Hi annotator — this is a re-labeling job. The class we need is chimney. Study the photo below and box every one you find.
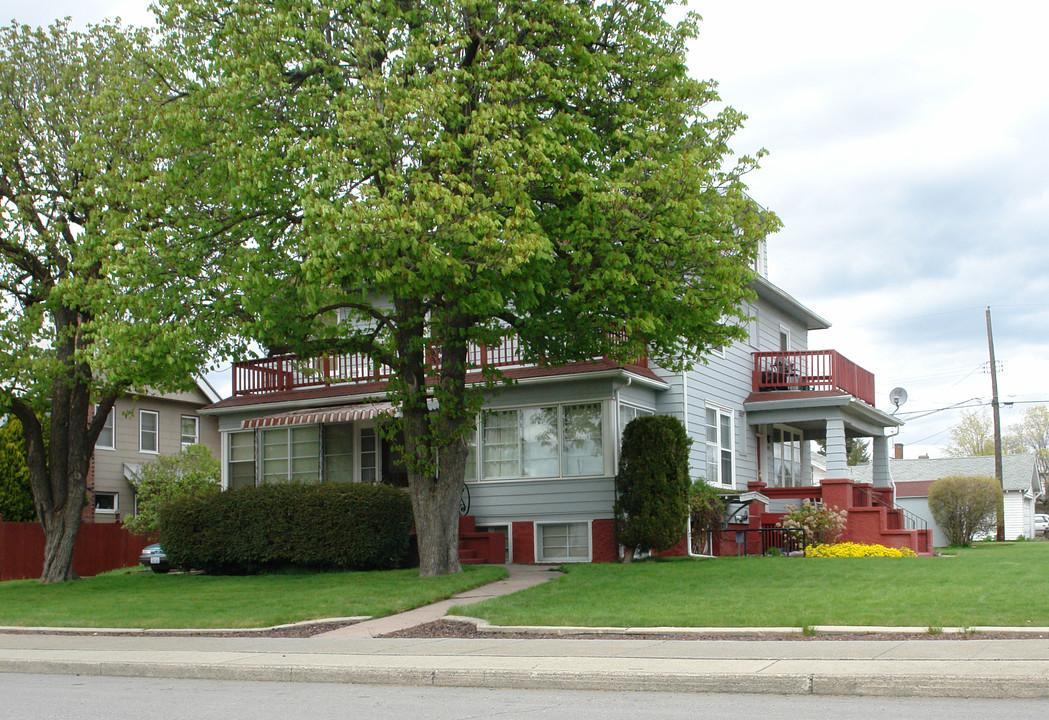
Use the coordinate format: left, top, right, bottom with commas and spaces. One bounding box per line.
918, 453, 929, 460
894, 443, 904, 460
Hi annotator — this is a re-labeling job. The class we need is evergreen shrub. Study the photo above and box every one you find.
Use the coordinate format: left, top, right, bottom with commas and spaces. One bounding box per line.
159, 482, 414, 574
614, 414, 691, 560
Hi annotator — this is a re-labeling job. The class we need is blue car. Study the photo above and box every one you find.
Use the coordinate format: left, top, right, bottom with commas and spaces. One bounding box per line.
139, 543, 170, 574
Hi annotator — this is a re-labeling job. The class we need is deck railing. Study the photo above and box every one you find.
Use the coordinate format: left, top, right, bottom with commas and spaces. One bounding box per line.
752, 350, 875, 406
232, 336, 647, 397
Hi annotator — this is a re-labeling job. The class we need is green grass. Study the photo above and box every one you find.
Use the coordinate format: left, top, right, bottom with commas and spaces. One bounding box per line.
0, 565, 507, 629
452, 542, 1049, 628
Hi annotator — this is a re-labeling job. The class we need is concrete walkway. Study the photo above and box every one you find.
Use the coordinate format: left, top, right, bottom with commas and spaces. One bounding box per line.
2, 632, 1049, 698
317, 564, 562, 638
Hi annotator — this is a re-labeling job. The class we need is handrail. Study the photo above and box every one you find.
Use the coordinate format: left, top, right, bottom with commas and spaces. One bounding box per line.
855, 485, 928, 532
232, 335, 647, 396
752, 350, 875, 406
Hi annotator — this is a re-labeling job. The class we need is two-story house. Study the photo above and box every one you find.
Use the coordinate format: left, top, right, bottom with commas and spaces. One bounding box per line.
86, 379, 222, 524
199, 243, 930, 561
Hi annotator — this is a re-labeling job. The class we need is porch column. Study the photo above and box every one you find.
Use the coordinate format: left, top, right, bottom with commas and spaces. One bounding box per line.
871, 435, 893, 488
824, 418, 847, 479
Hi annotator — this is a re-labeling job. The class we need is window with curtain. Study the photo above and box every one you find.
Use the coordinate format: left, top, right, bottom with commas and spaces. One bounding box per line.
228, 431, 256, 489
261, 426, 319, 483
478, 404, 603, 481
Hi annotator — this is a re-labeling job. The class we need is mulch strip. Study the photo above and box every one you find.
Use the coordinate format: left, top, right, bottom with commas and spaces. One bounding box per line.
381, 619, 1049, 642
4, 618, 1049, 641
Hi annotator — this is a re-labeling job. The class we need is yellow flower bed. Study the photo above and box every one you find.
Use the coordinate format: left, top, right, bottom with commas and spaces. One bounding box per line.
805, 542, 917, 558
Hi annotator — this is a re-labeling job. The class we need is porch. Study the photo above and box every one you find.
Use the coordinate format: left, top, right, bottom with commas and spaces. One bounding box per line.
752, 350, 875, 406
707, 479, 933, 556
231, 336, 648, 397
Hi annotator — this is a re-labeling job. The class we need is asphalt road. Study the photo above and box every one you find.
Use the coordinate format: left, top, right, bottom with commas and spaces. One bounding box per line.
1, 673, 1042, 719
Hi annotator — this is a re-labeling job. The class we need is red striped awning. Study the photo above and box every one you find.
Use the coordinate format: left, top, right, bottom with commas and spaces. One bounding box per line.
241, 401, 395, 429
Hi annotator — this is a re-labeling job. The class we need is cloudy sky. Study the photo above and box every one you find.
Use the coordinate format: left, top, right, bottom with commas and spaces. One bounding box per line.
6, 0, 1048, 458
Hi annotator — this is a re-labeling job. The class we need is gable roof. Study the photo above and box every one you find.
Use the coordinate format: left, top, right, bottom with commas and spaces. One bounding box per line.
850, 454, 1042, 494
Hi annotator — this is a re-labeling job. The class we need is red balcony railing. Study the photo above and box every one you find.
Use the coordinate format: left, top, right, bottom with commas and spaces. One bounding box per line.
752, 350, 875, 406
232, 336, 647, 397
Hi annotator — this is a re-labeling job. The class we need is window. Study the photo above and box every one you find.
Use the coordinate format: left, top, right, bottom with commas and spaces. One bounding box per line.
359, 427, 378, 483
228, 432, 256, 489
779, 325, 791, 353
139, 410, 159, 454
180, 416, 199, 449
772, 426, 803, 487
480, 403, 603, 481
705, 406, 734, 487
94, 492, 117, 514
95, 406, 115, 450
323, 424, 354, 482
618, 404, 654, 440
537, 522, 590, 562
261, 426, 320, 484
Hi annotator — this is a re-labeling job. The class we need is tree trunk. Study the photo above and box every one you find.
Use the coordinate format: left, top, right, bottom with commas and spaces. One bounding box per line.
395, 302, 475, 577
38, 488, 86, 583
11, 309, 116, 584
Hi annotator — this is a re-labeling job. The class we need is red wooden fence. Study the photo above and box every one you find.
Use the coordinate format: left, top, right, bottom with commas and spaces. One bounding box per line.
0, 522, 150, 581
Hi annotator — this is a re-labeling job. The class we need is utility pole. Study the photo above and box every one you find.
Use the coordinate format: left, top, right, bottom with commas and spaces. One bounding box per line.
986, 307, 1005, 541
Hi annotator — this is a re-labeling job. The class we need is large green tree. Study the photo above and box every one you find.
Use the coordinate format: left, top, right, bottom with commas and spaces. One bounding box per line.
0, 21, 214, 582
150, 0, 777, 575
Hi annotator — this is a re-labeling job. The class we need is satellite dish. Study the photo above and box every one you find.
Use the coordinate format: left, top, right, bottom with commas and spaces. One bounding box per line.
889, 387, 908, 413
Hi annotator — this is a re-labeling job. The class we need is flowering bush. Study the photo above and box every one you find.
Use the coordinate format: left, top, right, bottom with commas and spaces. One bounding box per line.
776, 499, 847, 545
805, 542, 917, 558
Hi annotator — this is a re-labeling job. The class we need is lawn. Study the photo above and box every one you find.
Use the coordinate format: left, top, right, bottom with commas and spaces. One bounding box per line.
452, 542, 1049, 628
0, 565, 506, 629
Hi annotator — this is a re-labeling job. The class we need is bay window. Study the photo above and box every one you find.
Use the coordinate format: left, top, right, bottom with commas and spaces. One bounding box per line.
478, 403, 604, 481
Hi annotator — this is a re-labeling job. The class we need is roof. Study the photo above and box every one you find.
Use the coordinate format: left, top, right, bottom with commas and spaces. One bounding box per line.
751, 276, 831, 331
850, 454, 1043, 494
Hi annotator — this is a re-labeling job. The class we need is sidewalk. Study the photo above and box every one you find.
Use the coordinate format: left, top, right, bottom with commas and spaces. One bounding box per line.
317, 564, 561, 638
2, 632, 1049, 698
1, 564, 1048, 698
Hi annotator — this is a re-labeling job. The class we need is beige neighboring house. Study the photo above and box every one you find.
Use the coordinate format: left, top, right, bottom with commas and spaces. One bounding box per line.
85, 379, 222, 524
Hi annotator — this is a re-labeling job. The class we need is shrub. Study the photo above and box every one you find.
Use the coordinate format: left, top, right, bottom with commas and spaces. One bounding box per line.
777, 499, 847, 545
159, 482, 414, 574
614, 414, 692, 560
805, 542, 917, 558
688, 479, 727, 532
927, 475, 1001, 547
122, 444, 220, 536
688, 478, 727, 555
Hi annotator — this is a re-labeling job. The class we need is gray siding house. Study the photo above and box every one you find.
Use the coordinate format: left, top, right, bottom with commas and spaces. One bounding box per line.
200, 244, 906, 562
86, 380, 222, 524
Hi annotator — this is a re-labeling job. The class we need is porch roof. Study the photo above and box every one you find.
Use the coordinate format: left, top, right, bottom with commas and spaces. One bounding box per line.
242, 401, 395, 429
743, 390, 902, 438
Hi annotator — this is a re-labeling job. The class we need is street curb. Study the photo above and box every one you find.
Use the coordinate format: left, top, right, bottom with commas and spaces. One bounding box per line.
442, 615, 1049, 637
2, 656, 1046, 698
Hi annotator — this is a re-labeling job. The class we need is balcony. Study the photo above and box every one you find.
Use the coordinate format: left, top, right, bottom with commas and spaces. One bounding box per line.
232, 336, 647, 397
752, 350, 875, 406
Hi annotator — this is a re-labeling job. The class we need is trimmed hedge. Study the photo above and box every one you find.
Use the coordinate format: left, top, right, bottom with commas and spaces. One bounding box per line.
614, 414, 692, 558
159, 482, 414, 574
